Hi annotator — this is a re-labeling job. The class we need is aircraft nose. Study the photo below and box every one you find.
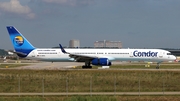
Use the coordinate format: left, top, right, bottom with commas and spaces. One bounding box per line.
173, 56, 177, 62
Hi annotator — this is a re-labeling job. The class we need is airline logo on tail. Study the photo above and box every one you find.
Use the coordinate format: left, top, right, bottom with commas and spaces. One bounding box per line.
14, 36, 24, 46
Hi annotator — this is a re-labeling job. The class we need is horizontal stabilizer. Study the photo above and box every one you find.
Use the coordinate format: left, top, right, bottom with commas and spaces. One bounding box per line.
8, 50, 27, 57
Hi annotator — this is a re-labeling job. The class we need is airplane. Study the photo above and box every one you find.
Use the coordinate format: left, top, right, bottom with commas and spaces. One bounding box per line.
6, 26, 177, 69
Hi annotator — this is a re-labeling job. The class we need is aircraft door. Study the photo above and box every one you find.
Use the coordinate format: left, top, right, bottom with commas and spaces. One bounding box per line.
31, 51, 36, 57
158, 51, 163, 58
58, 51, 61, 56
130, 51, 134, 57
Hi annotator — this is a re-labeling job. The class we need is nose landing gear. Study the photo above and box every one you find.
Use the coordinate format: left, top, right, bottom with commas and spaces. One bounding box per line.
156, 62, 161, 69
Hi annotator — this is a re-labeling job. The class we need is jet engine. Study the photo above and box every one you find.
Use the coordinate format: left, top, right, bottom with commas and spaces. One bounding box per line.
91, 58, 111, 66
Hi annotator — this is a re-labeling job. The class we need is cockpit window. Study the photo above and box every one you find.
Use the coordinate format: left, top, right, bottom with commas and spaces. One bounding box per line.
167, 53, 171, 55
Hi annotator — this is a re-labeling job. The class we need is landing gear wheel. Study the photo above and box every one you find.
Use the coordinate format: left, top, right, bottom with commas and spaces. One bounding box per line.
82, 61, 92, 69
82, 65, 92, 69
156, 63, 160, 69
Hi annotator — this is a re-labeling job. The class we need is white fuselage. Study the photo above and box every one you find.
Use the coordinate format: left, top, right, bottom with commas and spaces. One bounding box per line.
26, 48, 176, 63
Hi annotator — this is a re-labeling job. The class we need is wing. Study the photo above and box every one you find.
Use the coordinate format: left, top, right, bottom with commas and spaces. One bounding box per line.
69, 54, 98, 62
59, 44, 98, 62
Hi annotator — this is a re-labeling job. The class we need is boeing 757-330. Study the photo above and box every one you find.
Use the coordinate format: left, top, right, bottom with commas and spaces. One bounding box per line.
6, 26, 176, 69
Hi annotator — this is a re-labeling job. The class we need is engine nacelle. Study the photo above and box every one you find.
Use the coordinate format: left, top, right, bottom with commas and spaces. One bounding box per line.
92, 58, 112, 66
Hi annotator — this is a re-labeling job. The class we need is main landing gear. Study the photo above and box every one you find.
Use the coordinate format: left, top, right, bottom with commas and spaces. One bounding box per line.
82, 61, 92, 69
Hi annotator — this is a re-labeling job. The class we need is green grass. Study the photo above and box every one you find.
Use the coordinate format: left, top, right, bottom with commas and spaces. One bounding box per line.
0, 63, 179, 100
0, 96, 180, 101
74, 62, 180, 69
0, 69, 180, 92
112, 63, 180, 69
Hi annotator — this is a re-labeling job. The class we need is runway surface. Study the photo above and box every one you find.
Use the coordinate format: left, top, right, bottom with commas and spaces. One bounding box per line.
2, 61, 125, 70
0, 92, 180, 96
17, 62, 180, 71
1, 61, 180, 71
15, 62, 84, 70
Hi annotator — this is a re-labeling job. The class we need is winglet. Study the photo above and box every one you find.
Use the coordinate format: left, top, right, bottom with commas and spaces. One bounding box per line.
59, 44, 67, 53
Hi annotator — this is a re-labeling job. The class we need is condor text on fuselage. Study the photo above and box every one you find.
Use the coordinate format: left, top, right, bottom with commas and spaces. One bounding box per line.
133, 50, 158, 57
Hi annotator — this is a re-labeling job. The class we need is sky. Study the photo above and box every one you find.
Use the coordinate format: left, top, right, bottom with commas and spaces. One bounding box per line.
0, 0, 180, 49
